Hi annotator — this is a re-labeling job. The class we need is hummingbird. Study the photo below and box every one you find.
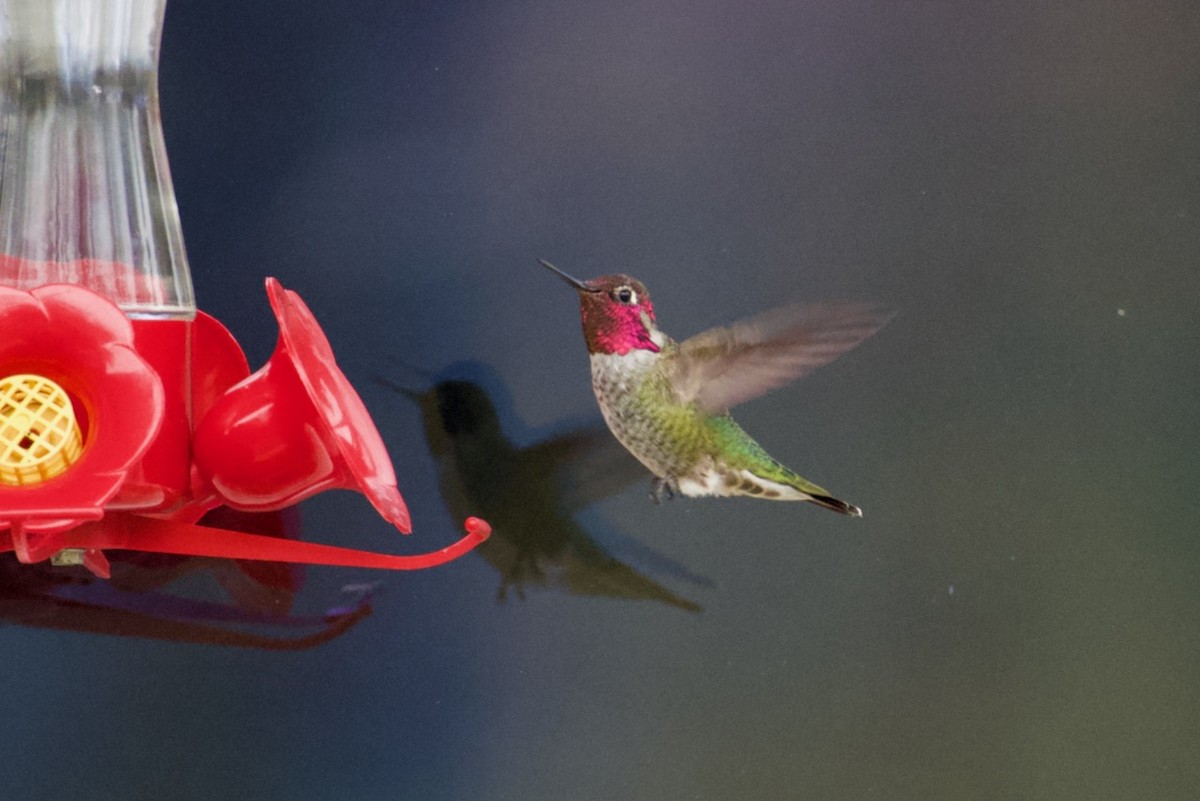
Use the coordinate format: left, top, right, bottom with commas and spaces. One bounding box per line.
539, 259, 890, 516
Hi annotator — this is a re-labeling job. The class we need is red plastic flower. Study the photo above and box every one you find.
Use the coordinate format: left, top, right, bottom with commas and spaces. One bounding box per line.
193, 278, 411, 531
0, 283, 164, 535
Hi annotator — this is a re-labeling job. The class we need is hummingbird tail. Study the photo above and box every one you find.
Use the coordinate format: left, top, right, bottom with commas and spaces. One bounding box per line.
806, 493, 863, 518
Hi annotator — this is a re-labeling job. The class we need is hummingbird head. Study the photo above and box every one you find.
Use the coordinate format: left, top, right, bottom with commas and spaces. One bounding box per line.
539, 260, 661, 355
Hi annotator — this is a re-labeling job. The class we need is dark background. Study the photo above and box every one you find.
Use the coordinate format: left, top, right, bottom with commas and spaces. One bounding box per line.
5, 1, 1200, 799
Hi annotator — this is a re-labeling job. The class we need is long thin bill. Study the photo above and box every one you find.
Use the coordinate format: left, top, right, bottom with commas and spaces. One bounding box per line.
538, 259, 593, 291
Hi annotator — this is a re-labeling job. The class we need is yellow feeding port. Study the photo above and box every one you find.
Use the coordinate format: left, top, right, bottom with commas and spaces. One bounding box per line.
0, 374, 83, 486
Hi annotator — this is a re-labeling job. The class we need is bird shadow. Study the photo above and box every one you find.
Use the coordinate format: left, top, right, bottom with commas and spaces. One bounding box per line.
376, 359, 711, 613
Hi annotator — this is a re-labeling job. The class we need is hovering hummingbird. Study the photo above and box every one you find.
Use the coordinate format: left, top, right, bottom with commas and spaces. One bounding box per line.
539, 259, 890, 516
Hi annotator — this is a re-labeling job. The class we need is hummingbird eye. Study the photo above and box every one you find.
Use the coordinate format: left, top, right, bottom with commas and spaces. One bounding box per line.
613, 286, 637, 305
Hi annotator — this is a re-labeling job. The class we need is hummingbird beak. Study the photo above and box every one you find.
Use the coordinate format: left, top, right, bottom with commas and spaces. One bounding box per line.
539, 259, 598, 292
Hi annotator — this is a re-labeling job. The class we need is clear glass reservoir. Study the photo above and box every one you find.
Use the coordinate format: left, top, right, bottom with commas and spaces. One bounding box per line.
0, 0, 194, 318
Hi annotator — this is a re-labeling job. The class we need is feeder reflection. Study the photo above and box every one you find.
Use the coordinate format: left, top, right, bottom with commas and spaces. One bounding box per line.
0, 508, 375, 649
381, 366, 708, 612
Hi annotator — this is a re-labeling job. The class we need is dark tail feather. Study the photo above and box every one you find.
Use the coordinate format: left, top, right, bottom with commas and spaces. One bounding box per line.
807, 493, 863, 518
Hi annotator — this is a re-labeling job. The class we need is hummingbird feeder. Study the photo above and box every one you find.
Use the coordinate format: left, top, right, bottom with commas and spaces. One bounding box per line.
0, 0, 489, 578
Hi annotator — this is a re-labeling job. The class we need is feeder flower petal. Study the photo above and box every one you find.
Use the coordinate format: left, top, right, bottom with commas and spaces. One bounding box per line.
0, 282, 165, 534
193, 278, 411, 531
265, 278, 411, 529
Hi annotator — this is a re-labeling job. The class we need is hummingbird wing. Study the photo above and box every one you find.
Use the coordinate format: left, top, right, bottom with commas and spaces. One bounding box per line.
673, 302, 893, 413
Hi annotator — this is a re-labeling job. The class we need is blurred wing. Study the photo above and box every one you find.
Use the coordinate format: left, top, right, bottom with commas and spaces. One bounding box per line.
673, 302, 893, 413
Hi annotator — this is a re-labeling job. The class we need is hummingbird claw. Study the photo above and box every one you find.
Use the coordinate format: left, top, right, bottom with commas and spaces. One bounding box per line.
650, 477, 677, 504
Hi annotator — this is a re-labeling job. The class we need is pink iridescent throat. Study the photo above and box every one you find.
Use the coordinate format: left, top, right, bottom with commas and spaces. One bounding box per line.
581, 298, 660, 355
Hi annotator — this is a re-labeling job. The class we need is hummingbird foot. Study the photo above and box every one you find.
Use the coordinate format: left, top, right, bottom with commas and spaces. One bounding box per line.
650, 476, 678, 504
